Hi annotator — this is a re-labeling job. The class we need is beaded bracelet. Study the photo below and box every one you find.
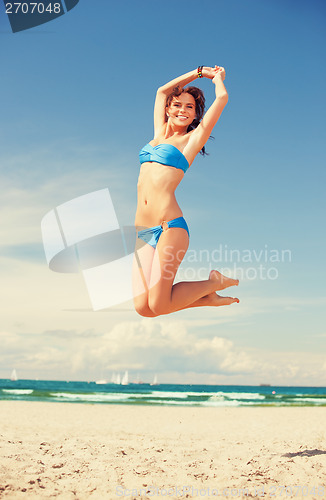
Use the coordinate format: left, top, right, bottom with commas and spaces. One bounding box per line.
197, 66, 203, 78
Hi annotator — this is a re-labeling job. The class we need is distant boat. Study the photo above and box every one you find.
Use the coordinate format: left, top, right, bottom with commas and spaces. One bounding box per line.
150, 374, 158, 386
259, 383, 271, 387
95, 379, 108, 385
10, 369, 18, 381
121, 371, 129, 385
110, 373, 124, 384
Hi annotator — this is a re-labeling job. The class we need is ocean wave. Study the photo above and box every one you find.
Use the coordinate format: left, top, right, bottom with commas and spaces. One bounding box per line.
2, 389, 34, 395
149, 390, 190, 399
203, 399, 250, 407
291, 397, 326, 404
50, 392, 130, 402
209, 392, 265, 401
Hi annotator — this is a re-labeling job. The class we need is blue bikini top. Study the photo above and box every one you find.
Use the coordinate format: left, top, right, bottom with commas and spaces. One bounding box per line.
139, 143, 189, 173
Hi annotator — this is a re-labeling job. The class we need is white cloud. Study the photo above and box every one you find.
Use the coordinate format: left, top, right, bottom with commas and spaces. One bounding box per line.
2, 319, 326, 386
2, 320, 244, 380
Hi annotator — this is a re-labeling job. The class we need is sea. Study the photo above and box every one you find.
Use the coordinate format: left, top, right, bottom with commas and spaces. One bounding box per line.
1, 379, 326, 407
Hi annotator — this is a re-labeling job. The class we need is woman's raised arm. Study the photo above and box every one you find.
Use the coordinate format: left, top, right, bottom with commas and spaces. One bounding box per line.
185, 68, 228, 157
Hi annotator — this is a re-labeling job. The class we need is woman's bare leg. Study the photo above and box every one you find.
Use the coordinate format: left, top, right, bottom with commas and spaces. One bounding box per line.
132, 239, 157, 317
147, 229, 239, 316
174, 291, 239, 311
165, 273, 239, 314
133, 253, 238, 316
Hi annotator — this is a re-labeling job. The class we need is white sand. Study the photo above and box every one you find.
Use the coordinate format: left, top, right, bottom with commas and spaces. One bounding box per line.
0, 402, 325, 499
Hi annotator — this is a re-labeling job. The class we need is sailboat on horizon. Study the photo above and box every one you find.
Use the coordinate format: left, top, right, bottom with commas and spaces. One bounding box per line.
107, 371, 129, 385
121, 370, 129, 385
10, 369, 18, 382
150, 374, 158, 386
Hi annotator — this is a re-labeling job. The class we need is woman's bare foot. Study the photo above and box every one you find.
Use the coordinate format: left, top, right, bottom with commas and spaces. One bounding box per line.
207, 292, 239, 306
209, 270, 239, 291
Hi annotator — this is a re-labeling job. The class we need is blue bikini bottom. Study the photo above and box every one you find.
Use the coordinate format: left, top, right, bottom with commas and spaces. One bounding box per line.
137, 216, 189, 249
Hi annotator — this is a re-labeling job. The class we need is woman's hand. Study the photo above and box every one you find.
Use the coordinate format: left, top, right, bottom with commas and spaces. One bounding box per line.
202, 66, 218, 79
212, 66, 226, 83
202, 65, 226, 81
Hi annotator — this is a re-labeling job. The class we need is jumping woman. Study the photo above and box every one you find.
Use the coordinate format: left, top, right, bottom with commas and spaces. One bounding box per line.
133, 65, 239, 317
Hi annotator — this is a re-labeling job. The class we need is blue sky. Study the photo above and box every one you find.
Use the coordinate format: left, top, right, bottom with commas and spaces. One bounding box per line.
0, 0, 325, 385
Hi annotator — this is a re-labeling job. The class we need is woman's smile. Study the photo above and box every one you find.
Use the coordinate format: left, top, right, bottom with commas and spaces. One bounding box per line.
167, 93, 197, 124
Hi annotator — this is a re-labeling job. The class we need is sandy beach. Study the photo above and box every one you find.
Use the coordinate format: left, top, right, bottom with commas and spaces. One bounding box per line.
0, 402, 325, 499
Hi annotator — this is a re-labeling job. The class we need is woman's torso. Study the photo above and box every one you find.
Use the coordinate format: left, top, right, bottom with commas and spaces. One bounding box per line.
135, 136, 193, 228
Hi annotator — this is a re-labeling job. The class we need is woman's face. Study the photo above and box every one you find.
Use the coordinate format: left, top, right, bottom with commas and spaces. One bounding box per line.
166, 93, 196, 127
